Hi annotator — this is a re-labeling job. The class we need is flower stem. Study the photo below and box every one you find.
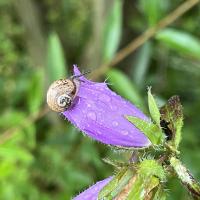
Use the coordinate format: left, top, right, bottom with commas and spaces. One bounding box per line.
170, 157, 200, 199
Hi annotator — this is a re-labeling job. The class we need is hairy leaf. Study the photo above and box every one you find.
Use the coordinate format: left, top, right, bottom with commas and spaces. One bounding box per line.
160, 96, 183, 149
148, 87, 161, 126
126, 116, 163, 145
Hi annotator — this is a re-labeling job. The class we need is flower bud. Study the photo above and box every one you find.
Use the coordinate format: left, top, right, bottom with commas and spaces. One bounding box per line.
73, 177, 113, 200
62, 65, 151, 148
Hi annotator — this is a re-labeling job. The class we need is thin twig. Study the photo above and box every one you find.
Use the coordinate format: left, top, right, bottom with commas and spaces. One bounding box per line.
91, 0, 200, 79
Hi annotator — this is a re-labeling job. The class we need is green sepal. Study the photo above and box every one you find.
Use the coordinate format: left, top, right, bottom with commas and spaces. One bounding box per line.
160, 96, 183, 149
102, 158, 136, 169
127, 176, 159, 200
126, 116, 164, 145
148, 87, 161, 127
127, 160, 165, 200
138, 159, 166, 181
153, 185, 167, 200
98, 168, 134, 199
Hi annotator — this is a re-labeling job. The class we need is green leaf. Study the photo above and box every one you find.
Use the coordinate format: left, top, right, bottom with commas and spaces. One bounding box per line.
98, 170, 126, 199
148, 87, 160, 126
139, 0, 169, 26
102, 0, 122, 62
98, 169, 133, 199
127, 160, 165, 200
102, 158, 132, 169
132, 42, 152, 87
22, 123, 36, 149
47, 32, 67, 83
127, 176, 159, 200
153, 186, 167, 200
0, 111, 26, 128
126, 116, 163, 145
160, 96, 183, 149
126, 176, 144, 200
107, 69, 144, 108
0, 145, 33, 164
27, 69, 44, 113
139, 160, 166, 180
156, 28, 200, 59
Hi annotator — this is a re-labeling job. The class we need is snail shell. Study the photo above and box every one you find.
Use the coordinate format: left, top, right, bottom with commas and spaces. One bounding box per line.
47, 78, 80, 112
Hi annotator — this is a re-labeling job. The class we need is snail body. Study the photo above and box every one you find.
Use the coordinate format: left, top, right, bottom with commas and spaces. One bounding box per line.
47, 78, 80, 112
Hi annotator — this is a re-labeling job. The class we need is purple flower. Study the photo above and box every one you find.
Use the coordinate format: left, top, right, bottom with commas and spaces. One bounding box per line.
73, 176, 113, 200
62, 65, 150, 148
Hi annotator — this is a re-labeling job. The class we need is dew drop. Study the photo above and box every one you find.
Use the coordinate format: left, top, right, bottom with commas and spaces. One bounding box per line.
98, 117, 104, 125
97, 113, 103, 124
110, 104, 117, 111
121, 130, 129, 135
87, 103, 91, 107
97, 86, 104, 91
82, 109, 86, 114
112, 121, 119, 127
112, 92, 117, 97
84, 194, 90, 199
99, 94, 111, 102
87, 111, 97, 121
96, 130, 102, 135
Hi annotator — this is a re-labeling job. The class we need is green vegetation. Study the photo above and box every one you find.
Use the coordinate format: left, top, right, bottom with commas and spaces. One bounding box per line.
0, 0, 200, 199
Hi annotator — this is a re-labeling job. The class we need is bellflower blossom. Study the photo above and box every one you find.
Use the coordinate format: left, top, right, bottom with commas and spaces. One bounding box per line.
62, 65, 150, 148
73, 176, 113, 200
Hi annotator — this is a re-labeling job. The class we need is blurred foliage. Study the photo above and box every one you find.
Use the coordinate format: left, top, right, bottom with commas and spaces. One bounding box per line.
0, 0, 200, 199
47, 32, 67, 83
102, 0, 122, 62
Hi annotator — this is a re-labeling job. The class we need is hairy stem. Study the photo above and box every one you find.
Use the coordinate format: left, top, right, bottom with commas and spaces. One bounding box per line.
170, 157, 200, 199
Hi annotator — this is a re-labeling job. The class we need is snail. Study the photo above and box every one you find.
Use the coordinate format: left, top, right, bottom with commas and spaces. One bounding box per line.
46, 78, 80, 112
46, 70, 91, 112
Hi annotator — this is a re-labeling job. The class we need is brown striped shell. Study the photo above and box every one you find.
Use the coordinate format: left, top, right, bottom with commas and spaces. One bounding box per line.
46, 79, 79, 112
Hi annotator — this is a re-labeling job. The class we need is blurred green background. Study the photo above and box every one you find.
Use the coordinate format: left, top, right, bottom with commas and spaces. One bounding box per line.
0, 0, 200, 199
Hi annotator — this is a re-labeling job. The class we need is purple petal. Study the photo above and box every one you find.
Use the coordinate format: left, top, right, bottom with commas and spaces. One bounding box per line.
73, 176, 113, 200
63, 65, 151, 148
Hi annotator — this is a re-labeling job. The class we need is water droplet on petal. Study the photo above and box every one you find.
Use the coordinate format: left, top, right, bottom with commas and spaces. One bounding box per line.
111, 91, 117, 96
96, 130, 102, 135
84, 194, 90, 199
87, 103, 91, 107
87, 111, 97, 121
99, 94, 111, 102
99, 117, 104, 125
100, 86, 105, 90
110, 104, 117, 111
112, 121, 119, 127
121, 130, 129, 135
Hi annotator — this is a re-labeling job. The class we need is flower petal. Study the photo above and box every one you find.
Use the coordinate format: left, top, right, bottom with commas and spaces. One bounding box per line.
73, 176, 113, 200
63, 65, 151, 148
